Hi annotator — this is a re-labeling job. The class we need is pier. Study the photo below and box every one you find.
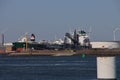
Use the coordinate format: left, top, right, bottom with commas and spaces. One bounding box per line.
76, 49, 119, 80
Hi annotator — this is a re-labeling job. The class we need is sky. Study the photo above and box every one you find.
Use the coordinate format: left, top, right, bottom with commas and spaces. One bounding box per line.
0, 0, 120, 42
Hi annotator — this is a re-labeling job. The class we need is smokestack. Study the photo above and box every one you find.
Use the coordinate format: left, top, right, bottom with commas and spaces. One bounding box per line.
2, 33, 4, 46
30, 34, 35, 42
0, 33, 4, 46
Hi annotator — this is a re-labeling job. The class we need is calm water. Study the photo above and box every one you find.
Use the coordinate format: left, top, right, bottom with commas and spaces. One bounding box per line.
0, 55, 120, 80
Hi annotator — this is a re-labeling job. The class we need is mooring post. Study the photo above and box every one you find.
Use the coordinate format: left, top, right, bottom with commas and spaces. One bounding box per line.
97, 56, 116, 80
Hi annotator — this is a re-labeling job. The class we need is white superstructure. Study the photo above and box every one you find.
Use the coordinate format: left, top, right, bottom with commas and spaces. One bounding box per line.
77, 30, 90, 46
53, 39, 64, 45
64, 29, 91, 47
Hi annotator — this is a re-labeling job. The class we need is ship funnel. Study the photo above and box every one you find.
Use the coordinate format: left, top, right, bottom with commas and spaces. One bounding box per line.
2, 33, 4, 46
30, 34, 35, 41
0, 33, 4, 46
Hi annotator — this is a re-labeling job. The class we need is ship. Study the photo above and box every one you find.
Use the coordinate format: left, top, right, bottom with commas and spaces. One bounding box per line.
11, 29, 91, 52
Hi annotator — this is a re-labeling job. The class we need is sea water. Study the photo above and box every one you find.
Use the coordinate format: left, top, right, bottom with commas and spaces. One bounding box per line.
0, 55, 120, 80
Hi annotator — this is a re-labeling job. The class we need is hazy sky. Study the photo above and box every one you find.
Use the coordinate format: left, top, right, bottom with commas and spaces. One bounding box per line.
0, 0, 120, 42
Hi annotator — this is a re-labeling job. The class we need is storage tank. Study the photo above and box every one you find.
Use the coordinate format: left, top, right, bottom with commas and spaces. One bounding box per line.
91, 41, 120, 49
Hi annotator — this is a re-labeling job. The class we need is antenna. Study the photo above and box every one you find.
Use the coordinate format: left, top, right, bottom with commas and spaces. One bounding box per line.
54, 34, 57, 41
89, 27, 92, 39
78, 27, 80, 31
69, 27, 72, 34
